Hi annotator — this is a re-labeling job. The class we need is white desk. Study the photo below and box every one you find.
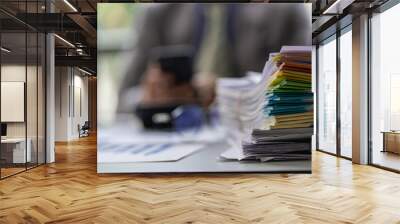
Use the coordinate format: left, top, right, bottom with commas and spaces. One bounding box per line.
97, 115, 311, 174
1, 138, 31, 163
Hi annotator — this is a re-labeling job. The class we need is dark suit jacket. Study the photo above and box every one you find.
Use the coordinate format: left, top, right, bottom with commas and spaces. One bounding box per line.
118, 3, 311, 111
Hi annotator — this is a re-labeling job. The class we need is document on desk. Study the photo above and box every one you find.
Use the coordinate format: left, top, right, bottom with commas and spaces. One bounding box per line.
98, 142, 204, 163
98, 125, 224, 163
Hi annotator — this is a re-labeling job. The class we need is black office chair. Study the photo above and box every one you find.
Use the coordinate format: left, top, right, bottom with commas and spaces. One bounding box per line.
79, 121, 90, 138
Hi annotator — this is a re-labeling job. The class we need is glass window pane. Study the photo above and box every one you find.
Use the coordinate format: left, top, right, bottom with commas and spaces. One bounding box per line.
318, 37, 337, 154
371, 3, 400, 171
27, 0, 39, 169
0, 0, 46, 179
1, 30, 28, 177
38, 32, 46, 165
340, 29, 352, 158
27, 30, 38, 169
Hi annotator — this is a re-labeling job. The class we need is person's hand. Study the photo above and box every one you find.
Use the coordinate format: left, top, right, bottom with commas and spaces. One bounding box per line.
193, 72, 217, 108
140, 64, 196, 105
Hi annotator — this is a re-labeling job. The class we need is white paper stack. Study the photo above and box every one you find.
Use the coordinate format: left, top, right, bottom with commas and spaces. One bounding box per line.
218, 46, 313, 161
217, 56, 279, 160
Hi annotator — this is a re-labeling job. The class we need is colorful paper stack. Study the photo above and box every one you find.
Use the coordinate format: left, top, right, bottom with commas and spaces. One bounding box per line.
263, 46, 313, 130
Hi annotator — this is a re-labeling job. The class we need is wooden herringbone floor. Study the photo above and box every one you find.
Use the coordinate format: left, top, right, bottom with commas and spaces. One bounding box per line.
1, 135, 400, 224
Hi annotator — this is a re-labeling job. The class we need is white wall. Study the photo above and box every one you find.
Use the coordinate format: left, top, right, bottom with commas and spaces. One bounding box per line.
71, 73, 89, 138
1, 64, 46, 163
55, 66, 70, 141
1, 66, 26, 138
1, 65, 37, 138
55, 67, 89, 141
1, 65, 27, 140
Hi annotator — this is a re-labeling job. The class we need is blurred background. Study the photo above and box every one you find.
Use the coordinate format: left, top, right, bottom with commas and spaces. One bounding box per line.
98, 3, 139, 125
98, 3, 311, 127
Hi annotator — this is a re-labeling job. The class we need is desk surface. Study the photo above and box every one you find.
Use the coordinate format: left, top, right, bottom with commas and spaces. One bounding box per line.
1, 138, 26, 143
97, 115, 311, 174
381, 131, 400, 134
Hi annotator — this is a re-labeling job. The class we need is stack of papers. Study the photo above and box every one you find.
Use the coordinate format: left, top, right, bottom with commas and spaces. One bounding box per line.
216, 70, 276, 139
218, 46, 313, 161
242, 128, 312, 161
264, 46, 313, 129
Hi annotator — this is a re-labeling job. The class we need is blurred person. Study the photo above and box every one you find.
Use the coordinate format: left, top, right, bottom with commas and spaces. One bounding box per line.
118, 3, 311, 113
